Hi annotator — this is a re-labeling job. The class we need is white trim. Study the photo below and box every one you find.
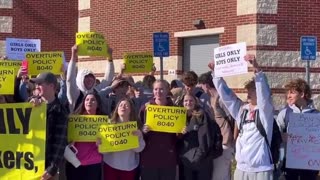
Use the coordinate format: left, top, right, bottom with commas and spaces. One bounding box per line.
174, 27, 224, 38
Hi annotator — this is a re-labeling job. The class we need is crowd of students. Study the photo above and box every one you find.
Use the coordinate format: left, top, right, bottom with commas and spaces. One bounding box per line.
0, 46, 319, 180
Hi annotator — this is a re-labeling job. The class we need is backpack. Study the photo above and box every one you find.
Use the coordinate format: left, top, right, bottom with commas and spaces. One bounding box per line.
240, 109, 282, 165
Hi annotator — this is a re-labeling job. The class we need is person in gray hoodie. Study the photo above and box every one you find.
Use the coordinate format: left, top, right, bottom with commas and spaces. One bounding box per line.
66, 45, 114, 112
276, 78, 319, 180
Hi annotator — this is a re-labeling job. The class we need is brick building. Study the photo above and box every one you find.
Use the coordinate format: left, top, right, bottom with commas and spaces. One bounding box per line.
77, 0, 320, 109
0, 0, 78, 59
1, 0, 319, 109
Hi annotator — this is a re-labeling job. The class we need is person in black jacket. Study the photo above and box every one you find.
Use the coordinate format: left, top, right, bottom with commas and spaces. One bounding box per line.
178, 92, 222, 180
29, 72, 68, 180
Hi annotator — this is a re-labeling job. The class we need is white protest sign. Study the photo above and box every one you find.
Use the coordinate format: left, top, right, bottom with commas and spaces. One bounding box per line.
286, 113, 320, 170
6, 38, 41, 60
213, 42, 247, 77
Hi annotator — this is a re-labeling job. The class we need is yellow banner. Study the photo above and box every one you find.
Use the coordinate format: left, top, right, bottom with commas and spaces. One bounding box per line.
123, 52, 153, 73
0, 67, 15, 95
26, 52, 63, 75
98, 122, 139, 153
0, 103, 46, 180
68, 115, 110, 142
76, 32, 108, 57
146, 105, 187, 133
0, 60, 22, 75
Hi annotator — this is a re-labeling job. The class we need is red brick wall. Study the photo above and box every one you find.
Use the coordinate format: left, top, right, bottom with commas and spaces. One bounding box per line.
0, 0, 78, 58
257, 0, 320, 51
82, 0, 257, 59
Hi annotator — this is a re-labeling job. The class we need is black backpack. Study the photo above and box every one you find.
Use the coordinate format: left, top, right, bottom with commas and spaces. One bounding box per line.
240, 109, 282, 165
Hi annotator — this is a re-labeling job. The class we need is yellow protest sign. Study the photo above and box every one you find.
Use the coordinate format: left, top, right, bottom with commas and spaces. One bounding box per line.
98, 122, 139, 153
0, 103, 46, 180
68, 115, 110, 142
0, 67, 15, 95
146, 105, 187, 133
76, 32, 108, 57
123, 52, 153, 73
26, 52, 63, 75
0, 60, 22, 75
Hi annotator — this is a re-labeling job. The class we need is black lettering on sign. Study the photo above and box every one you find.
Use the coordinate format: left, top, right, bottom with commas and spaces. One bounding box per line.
0, 108, 32, 134
16, 108, 32, 134
3, 151, 15, 169
15, 152, 23, 169
24, 152, 34, 170
0, 151, 36, 172
6, 108, 20, 134
110, 139, 128, 146
37, 65, 53, 71
87, 46, 102, 51
157, 121, 174, 127
153, 114, 179, 121
0, 109, 6, 134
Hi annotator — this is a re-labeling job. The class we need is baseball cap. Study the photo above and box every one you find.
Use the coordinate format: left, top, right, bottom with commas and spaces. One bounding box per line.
30, 72, 57, 86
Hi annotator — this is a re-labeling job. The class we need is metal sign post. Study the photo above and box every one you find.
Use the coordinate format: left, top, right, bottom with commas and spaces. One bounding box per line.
300, 36, 317, 85
153, 32, 170, 80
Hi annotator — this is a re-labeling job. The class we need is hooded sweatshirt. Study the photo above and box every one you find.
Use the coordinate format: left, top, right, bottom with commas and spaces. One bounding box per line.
212, 71, 274, 173
66, 59, 114, 112
276, 103, 318, 133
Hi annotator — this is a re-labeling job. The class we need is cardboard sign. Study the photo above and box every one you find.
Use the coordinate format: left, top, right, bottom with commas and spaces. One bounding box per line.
0, 67, 15, 95
0, 60, 22, 75
76, 32, 108, 57
68, 115, 110, 142
0, 103, 46, 180
98, 122, 139, 152
123, 52, 153, 73
6, 38, 41, 60
26, 52, 64, 75
286, 113, 320, 170
146, 105, 187, 133
214, 42, 247, 77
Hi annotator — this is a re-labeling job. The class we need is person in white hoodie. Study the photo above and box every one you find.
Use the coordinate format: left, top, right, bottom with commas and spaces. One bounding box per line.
102, 98, 145, 180
67, 45, 114, 112
208, 54, 274, 180
276, 78, 319, 180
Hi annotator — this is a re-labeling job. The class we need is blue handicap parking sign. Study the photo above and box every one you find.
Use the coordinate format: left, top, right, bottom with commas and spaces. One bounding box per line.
153, 32, 169, 57
300, 36, 317, 61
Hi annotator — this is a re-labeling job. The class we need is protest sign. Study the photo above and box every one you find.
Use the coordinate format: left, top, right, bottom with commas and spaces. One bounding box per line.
6, 38, 41, 60
0, 67, 15, 95
0, 60, 22, 75
76, 32, 108, 57
0, 103, 46, 180
123, 52, 153, 73
146, 105, 187, 133
26, 52, 64, 75
68, 115, 109, 142
98, 122, 139, 153
214, 42, 247, 77
286, 113, 320, 170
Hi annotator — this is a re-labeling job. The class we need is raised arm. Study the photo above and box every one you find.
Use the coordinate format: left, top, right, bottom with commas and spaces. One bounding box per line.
245, 55, 274, 140
208, 61, 243, 122
95, 48, 115, 91
66, 45, 80, 110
